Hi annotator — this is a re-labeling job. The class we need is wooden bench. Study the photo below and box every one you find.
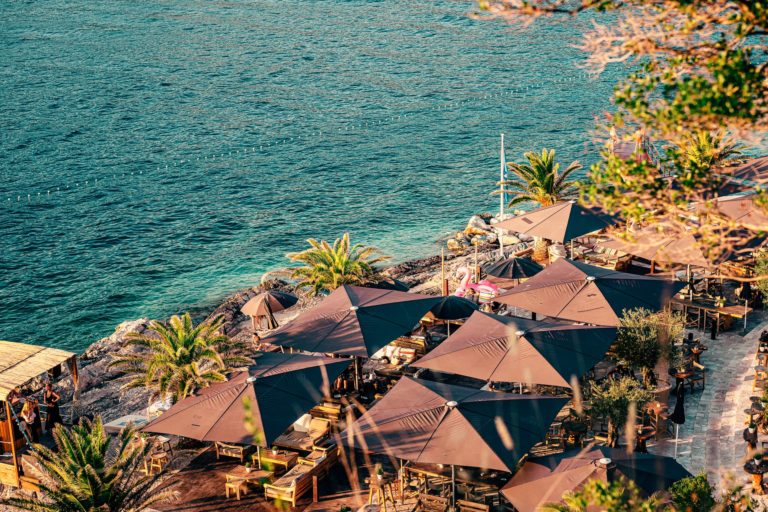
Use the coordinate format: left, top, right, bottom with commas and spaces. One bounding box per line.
215, 442, 246, 463
264, 463, 314, 507
264, 443, 338, 507
416, 493, 449, 512
457, 499, 490, 512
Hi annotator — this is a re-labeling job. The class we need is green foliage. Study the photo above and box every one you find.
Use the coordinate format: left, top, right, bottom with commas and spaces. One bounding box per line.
756, 251, 768, 301
590, 377, 654, 447
287, 232, 390, 296
542, 478, 659, 512
616, 309, 661, 386
492, 148, 581, 208
0, 417, 177, 512
109, 313, 250, 403
479, 0, 768, 258
669, 474, 716, 512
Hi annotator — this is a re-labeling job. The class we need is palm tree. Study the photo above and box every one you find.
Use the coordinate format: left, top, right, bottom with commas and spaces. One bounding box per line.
493, 148, 582, 260
494, 148, 581, 208
287, 233, 390, 296
680, 130, 744, 174
109, 313, 251, 403
1, 417, 177, 512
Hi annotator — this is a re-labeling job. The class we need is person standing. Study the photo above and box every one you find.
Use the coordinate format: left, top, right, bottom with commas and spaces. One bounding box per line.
43, 382, 63, 431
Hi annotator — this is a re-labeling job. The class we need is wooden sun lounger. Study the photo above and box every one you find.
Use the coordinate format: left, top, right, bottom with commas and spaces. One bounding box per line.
264, 444, 337, 506
272, 418, 331, 452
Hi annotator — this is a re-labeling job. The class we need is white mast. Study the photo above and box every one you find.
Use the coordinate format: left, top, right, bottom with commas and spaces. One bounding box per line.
499, 133, 506, 219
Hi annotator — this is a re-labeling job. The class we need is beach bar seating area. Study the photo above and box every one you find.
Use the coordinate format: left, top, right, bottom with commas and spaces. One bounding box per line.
0, 340, 78, 489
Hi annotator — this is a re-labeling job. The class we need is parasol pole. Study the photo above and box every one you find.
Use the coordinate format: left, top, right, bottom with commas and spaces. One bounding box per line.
745, 298, 749, 332
499, 133, 506, 221
674, 424, 679, 458
451, 464, 457, 511
441, 248, 447, 296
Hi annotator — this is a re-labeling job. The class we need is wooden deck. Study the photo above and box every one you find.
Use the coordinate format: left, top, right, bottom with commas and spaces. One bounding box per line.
153, 447, 373, 512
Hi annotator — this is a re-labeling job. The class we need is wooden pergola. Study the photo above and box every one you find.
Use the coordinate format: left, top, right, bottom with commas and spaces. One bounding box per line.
0, 340, 78, 488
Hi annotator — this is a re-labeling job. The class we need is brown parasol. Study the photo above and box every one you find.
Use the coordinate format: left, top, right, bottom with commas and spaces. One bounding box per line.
501, 446, 691, 512
601, 227, 711, 269
495, 259, 686, 326
262, 285, 441, 358
715, 193, 768, 232
141, 352, 350, 446
241, 290, 298, 330
412, 311, 617, 388
342, 376, 567, 472
495, 201, 616, 243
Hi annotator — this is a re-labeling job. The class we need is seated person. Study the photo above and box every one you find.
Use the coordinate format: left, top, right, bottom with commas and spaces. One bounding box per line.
20, 400, 39, 442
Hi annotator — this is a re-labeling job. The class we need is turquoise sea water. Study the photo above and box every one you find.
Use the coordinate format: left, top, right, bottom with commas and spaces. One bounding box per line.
1, 0, 622, 352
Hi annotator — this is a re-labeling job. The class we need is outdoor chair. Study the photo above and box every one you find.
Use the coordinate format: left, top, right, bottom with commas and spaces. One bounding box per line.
755, 368, 768, 392
215, 441, 246, 463
416, 493, 450, 512
688, 362, 706, 392
297, 442, 339, 479
457, 499, 491, 512
544, 422, 564, 449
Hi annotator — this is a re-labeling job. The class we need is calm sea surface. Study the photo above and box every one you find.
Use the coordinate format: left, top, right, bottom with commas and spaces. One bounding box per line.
1, 0, 622, 352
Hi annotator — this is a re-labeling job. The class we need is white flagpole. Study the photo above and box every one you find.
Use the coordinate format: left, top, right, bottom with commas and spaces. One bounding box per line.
500, 133, 506, 220
499, 133, 507, 258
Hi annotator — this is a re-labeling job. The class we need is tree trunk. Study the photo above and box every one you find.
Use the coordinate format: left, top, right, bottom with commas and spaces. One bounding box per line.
607, 419, 618, 448
532, 237, 550, 262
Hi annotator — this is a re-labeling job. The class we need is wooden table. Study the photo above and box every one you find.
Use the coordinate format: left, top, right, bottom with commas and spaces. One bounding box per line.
671, 298, 753, 339
254, 450, 298, 474
224, 467, 273, 500
744, 459, 768, 494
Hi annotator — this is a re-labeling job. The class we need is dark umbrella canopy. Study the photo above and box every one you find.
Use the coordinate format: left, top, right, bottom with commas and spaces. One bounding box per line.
501, 446, 692, 512
141, 352, 351, 446
484, 257, 544, 280
413, 311, 617, 388
495, 201, 616, 243
342, 376, 567, 472
262, 285, 442, 358
495, 259, 686, 326
429, 296, 480, 320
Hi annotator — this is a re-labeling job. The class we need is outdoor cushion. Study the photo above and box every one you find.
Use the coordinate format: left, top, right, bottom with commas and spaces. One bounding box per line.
293, 413, 312, 433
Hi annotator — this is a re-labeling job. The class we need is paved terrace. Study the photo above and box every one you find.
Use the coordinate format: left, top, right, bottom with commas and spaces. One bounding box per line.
649, 313, 768, 495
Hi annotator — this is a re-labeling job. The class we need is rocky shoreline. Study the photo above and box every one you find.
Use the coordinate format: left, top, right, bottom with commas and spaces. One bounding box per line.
59, 217, 514, 424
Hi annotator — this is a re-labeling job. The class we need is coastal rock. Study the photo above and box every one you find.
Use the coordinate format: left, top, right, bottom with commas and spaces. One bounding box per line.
517, 232, 534, 242
447, 238, 469, 252
465, 215, 491, 233
499, 234, 521, 246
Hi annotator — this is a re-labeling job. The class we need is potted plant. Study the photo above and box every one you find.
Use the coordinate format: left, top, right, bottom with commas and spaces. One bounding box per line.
244, 462, 252, 473
271, 445, 279, 456
749, 422, 757, 434
753, 452, 762, 466
375, 463, 384, 482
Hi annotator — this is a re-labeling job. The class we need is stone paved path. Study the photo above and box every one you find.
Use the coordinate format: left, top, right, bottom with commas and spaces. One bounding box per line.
649, 316, 768, 493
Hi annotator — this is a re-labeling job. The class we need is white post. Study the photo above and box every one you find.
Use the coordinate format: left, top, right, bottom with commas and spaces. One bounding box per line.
745, 298, 749, 332
674, 424, 679, 458
451, 464, 457, 510
499, 133, 506, 220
